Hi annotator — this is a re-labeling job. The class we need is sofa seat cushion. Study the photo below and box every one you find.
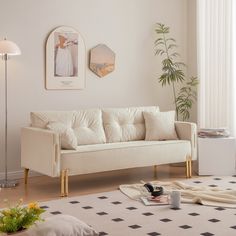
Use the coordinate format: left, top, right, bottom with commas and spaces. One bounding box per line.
102, 106, 160, 143
73, 109, 106, 145
60, 140, 191, 175
61, 140, 188, 153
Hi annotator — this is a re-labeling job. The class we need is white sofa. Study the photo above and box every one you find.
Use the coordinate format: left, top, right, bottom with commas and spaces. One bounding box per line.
21, 106, 197, 196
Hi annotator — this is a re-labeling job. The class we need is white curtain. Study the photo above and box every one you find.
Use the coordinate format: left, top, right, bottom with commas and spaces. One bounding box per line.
197, 0, 235, 134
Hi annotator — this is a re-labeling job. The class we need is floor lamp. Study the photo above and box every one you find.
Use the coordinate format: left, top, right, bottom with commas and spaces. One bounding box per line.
0, 38, 21, 188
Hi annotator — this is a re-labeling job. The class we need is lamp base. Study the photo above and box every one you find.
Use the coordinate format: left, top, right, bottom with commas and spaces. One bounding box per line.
0, 179, 18, 188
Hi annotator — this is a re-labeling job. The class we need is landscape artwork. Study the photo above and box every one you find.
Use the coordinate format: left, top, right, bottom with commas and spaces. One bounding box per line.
89, 44, 115, 77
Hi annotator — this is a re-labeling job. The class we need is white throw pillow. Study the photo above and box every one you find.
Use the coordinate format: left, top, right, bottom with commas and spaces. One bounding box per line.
47, 122, 77, 150
27, 215, 98, 236
144, 111, 178, 141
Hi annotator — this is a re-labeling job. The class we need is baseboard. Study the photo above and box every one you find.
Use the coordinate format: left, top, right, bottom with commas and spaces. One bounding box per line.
0, 169, 41, 180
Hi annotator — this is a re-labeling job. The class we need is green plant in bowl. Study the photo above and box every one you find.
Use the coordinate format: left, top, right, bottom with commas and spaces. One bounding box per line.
0, 199, 45, 234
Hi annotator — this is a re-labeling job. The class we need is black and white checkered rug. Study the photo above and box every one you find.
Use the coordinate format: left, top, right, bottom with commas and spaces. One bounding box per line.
40, 176, 236, 236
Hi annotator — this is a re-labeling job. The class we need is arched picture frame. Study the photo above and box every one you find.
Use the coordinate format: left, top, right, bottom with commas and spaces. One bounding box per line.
46, 26, 86, 90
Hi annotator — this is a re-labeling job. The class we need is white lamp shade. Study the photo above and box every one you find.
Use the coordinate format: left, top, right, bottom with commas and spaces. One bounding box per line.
0, 39, 21, 55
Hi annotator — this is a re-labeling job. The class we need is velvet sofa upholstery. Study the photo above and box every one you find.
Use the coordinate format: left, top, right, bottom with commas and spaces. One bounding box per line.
21, 106, 197, 196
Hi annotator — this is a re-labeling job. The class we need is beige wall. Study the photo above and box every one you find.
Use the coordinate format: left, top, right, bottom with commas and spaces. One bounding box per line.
0, 0, 194, 175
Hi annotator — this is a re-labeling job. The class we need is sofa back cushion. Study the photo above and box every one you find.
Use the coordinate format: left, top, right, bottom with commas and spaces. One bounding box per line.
31, 110, 106, 146
102, 106, 160, 143
31, 111, 75, 129
73, 109, 106, 145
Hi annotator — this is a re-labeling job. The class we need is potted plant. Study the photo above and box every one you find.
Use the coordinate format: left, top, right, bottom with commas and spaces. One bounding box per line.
0, 199, 45, 235
154, 23, 198, 121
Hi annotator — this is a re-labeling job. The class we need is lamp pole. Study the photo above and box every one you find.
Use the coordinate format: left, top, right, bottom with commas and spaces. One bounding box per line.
0, 39, 21, 188
4, 53, 8, 183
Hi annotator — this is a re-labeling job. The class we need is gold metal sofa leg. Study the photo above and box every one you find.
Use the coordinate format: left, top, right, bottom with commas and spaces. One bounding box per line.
24, 168, 29, 185
60, 170, 65, 197
65, 169, 69, 197
186, 158, 189, 178
60, 169, 69, 197
189, 157, 192, 178
186, 156, 192, 178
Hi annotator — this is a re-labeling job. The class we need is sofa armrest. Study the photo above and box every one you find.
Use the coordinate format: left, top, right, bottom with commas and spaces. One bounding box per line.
175, 121, 197, 161
21, 127, 61, 177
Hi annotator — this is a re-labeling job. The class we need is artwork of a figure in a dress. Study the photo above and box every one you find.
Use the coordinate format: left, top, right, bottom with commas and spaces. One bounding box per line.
54, 32, 78, 77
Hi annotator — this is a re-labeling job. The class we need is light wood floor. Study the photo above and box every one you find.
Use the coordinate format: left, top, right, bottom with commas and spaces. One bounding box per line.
0, 164, 197, 208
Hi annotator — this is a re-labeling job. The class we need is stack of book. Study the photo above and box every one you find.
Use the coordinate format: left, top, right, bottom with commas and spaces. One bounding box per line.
198, 128, 230, 138
140, 195, 169, 206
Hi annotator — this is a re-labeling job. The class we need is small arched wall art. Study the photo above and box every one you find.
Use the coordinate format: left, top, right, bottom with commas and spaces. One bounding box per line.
46, 26, 86, 90
89, 44, 115, 78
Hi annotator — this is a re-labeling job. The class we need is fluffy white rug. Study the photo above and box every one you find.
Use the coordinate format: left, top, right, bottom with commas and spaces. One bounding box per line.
39, 176, 236, 236
17, 215, 98, 236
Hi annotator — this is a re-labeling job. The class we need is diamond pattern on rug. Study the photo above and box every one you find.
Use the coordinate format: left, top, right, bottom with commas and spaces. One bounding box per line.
96, 212, 108, 216
39, 176, 236, 236
201, 232, 215, 236
126, 206, 137, 210
142, 212, 154, 216
213, 177, 222, 180
147, 232, 161, 236
98, 196, 108, 199
129, 224, 141, 229
208, 184, 218, 187
82, 206, 93, 209
50, 211, 62, 215
112, 218, 124, 222
99, 231, 108, 235
188, 212, 200, 216
111, 201, 122, 205
208, 218, 220, 223
160, 218, 172, 222
214, 207, 226, 211
179, 225, 192, 229
69, 200, 79, 204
